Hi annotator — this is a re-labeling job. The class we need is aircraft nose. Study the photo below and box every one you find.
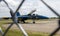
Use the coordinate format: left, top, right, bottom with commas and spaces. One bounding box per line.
42, 16, 49, 19
39, 16, 49, 19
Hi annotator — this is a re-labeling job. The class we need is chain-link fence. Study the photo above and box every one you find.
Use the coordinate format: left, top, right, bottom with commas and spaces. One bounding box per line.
41, 0, 60, 36
0, 0, 60, 36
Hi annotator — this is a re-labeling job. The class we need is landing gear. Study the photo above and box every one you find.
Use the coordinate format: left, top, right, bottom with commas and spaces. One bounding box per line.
21, 19, 25, 23
32, 14, 35, 24
23, 20, 25, 23
33, 19, 35, 24
33, 21, 35, 24
18, 20, 20, 23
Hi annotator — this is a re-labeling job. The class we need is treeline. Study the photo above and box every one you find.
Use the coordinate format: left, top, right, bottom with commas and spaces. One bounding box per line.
49, 17, 58, 19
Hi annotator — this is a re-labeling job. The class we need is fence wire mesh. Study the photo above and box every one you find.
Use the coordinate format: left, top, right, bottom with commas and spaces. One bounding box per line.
0, 0, 60, 36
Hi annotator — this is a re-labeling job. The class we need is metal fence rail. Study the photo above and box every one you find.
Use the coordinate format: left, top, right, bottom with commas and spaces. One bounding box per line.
0, 0, 60, 36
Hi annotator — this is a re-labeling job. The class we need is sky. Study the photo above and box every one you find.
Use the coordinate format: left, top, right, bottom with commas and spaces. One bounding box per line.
0, 0, 60, 18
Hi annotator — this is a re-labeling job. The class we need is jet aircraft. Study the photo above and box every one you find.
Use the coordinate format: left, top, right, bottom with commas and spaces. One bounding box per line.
0, 0, 49, 23
16, 10, 49, 23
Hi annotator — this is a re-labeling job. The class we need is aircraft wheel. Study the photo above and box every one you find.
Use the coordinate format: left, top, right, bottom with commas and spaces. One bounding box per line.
17, 20, 19, 23
33, 22, 35, 24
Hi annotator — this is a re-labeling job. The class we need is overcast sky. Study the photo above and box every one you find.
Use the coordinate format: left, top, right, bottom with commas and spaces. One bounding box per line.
0, 0, 60, 18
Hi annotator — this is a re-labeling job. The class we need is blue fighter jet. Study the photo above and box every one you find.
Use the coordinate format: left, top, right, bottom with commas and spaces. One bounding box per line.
16, 10, 49, 23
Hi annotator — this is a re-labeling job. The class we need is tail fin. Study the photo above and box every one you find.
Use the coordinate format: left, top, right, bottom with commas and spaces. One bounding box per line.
16, 12, 20, 17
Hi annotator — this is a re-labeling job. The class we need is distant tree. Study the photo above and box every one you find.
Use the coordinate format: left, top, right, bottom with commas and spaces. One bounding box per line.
50, 17, 58, 19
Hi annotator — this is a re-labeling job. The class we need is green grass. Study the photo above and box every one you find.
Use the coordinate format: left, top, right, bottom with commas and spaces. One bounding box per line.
3, 30, 24, 36
2, 29, 49, 36
0, 19, 12, 26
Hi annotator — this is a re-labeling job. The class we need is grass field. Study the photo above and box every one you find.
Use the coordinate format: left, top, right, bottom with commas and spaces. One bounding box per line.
0, 19, 59, 36
2, 29, 49, 36
0, 19, 49, 36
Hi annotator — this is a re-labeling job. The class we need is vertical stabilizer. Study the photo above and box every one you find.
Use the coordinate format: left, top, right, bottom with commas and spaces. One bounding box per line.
16, 12, 20, 17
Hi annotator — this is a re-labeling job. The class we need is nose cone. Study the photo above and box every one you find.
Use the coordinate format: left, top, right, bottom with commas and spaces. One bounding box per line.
37, 15, 49, 19
40, 16, 49, 19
